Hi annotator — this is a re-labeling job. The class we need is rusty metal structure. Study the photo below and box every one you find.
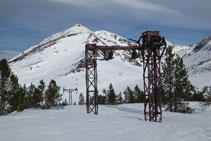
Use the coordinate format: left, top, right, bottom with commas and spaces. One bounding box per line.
139, 31, 166, 122
85, 31, 166, 122
85, 44, 139, 114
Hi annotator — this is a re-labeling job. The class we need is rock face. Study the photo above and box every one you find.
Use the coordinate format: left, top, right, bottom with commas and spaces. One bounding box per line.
9, 24, 211, 102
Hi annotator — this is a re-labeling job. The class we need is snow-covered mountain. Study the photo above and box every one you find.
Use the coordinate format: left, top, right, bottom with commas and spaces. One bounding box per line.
9, 24, 142, 103
9, 24, 211, 102
172, 36, 211, 90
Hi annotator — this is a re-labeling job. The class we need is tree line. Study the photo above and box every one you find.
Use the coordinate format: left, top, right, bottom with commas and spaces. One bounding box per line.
1, 45, 211, 115
0, 59, 62, 115
96, 83, 144, 105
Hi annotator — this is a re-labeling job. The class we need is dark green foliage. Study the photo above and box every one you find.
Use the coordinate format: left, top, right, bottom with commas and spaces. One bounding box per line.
165, 102, 195, 113
100, 83, 117, 104
45, 79, 62, 108
78, 93, 85, 105
162, 46, 195, 113
162, 46, 175, 111
17, 85, 28, 112
37, 80, 45, 107
98, 95, 106, 104
117, 92, 123, 104
108, 83, 116, 104
0, 59, 11, 114
27, 83, 36, 108
8, 74, 20, 112
123, 86, 135, 103
123, 85, 144, 104
61, 99, 68, 106
0, 59, 64, 115
134, 85, 144, 103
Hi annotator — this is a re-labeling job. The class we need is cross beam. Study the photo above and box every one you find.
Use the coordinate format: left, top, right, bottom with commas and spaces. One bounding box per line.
85, 31, 166, 122
85, 44, 139, 115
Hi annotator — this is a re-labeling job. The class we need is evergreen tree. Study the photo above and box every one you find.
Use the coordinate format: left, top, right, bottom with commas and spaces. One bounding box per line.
27, 83, 36, 108
61, 99, 68, 106
30, 80, 45, 108
37, 80, 45, 107
78, 93, 85, 105
0, 59, 11, 115
162, 46, 175, 111
134, 85, 144, 103
8, 73, 20, 112
17, 84, 27, 112
107, 83, 116, 104
102, 88, 108, 104
45, 79, 61, 108
123, 86, 134, 103
98, 95, 106, 104
162, 46, 195, 113
117, 92, 123, 104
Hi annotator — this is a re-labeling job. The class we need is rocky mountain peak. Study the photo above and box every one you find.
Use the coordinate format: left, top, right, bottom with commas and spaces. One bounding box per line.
193, 35, 211, 52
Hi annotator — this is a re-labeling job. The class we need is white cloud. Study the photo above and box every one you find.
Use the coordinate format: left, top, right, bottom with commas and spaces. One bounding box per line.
49, 0, 106, 8
110, 0, 182, 16
50, 0, 182, 16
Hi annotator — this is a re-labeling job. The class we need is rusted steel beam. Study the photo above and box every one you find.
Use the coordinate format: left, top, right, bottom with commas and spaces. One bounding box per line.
86, 44, 139, 50
85, 31, 166, 123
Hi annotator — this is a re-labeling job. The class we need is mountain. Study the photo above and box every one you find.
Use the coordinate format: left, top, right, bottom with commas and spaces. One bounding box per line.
9, 24, 211, 102
180, 36, 211, 89
9, 24, 142, 103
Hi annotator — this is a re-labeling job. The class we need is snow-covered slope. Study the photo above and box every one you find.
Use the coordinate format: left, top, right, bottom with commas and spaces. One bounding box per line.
173, 36, 211, 90
0, 103, 210, 141
9, 24, 141, 103
9, 24, 211, 102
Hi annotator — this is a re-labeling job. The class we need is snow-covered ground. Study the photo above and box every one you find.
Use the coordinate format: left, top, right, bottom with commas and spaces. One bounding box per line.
0, 103, 210, 141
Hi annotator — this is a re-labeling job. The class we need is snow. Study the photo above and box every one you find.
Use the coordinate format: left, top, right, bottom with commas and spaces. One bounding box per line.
0, 103, 210, 141
9, 24, 141, 103
8, 24, 211, 102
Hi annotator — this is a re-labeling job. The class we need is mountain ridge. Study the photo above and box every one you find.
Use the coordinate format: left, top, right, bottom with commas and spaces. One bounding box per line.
9, 24, 211, 102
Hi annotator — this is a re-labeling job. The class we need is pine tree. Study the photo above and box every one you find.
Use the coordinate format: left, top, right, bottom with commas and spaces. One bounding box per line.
8, 73, 20, 112
17, 84, 27, 112
134, 85, 144, 103
108, 83, 116, 104
45, 79, 61, 108
123, 86, 134, 103
98, 95, 106, 104
162, 46, 175, 111
78, 93, 85, 105
37, 80, 45, 107
0, 59, 11, 115
117, 92, 123, 104
27, 83, 36, 108
162, 46, 195, 113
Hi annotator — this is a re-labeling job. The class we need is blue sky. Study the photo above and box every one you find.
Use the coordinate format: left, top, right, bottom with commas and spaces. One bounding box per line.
0, 0, 211, 59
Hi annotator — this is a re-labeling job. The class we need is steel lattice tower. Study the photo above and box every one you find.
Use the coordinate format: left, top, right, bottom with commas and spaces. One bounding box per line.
85, 45, 98, 114
140, 31, 166, 122
85, 31, 166, 122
